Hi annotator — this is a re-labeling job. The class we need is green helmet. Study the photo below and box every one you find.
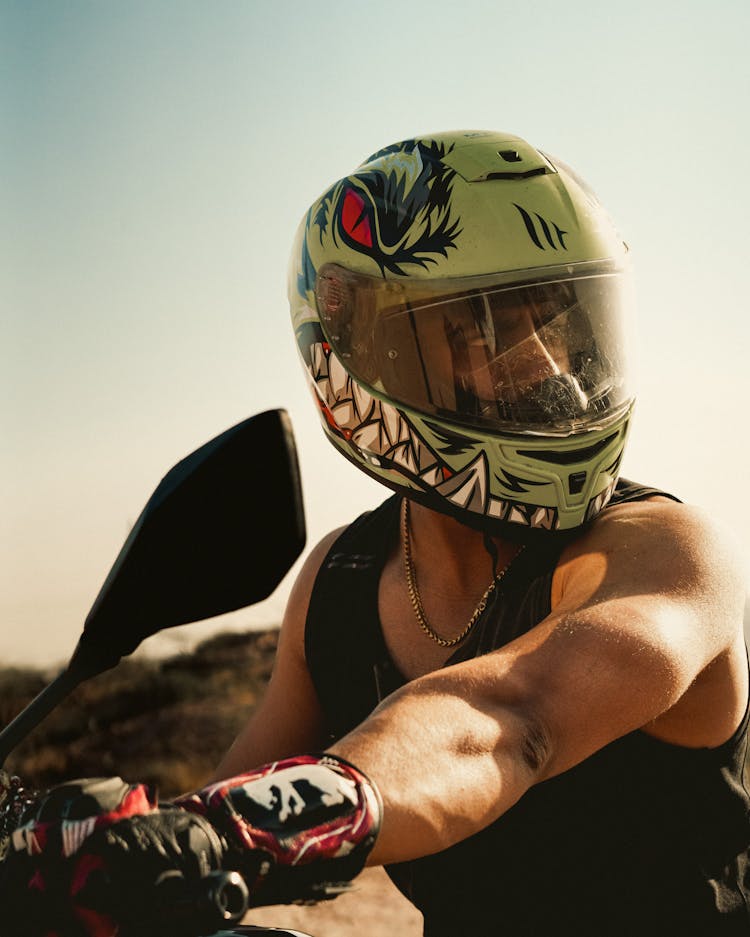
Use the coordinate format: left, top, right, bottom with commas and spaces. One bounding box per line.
288, 131, 635, 536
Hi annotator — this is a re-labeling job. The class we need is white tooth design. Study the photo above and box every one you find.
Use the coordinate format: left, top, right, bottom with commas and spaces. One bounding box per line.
585, 487, 609, 521
328, 354, 349, 400
352, 381, 374, 422
311, 345, 329, 380
488, 497, 509, 518
436, 452, 488, 512
353, 421, 383, 453
587, 492, 605, 517
332, 400, 355, 428
404, 444, 419, 475
368, 405, 388, 455
315, 376, 331, 403
381, 402, 402, 447
389, 440, 418, 474
531, 507, 557, 529
419, 466, 444, 486
509, 506, 528, 525
415, 438, 438, 474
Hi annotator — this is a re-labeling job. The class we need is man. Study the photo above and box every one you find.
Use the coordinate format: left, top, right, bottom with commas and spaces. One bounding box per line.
208, 131, 749, 934
3, 131, 749, 936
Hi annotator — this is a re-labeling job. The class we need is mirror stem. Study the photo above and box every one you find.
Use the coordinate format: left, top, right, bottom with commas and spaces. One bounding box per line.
0, 642, 119, 767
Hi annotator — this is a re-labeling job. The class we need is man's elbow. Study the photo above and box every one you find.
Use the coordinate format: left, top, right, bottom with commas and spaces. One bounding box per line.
518, 710, 554, 778
483, 701, 555, 794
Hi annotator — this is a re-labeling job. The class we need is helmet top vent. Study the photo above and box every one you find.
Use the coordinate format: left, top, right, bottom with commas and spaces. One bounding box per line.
483, 166, 550, 182
442, 140, 556, 183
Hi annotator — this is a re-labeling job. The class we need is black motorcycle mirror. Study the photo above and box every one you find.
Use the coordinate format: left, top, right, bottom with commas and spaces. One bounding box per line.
0, 409, 306, 765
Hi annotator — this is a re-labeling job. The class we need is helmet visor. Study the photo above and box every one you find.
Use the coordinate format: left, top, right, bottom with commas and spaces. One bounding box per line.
315, 260, 634, 435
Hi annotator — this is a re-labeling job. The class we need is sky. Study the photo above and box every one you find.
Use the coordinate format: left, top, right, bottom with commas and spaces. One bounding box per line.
3, 0, 750, 667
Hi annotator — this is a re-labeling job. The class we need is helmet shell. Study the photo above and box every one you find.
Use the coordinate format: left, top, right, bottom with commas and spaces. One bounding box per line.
288, 131, 634, 535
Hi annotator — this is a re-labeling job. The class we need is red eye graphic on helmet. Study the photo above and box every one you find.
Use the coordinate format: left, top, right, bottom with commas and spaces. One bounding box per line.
317, 140, 462, 275
340, 187, 373, 248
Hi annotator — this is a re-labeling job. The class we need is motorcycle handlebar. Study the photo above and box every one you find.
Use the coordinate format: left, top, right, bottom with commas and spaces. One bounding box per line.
150, 869, 250, 933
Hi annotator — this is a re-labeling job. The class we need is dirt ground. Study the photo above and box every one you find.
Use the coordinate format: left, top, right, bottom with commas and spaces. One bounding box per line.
243, 867, 423, 936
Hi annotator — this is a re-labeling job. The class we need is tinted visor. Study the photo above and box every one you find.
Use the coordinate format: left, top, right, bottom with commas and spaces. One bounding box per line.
315, 260, 634, 435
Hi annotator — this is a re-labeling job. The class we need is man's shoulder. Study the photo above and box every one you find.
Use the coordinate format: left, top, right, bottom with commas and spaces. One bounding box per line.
554, 493, 747, 632
568, 492, 732, 561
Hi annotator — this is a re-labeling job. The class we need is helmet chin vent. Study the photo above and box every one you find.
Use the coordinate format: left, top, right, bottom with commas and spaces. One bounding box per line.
518, 432, 618, 465
568, 471, 587, 494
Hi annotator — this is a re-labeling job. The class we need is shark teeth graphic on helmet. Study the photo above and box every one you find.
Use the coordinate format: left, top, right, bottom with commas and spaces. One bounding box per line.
352, 420, 383, 453
307, 341, 560, 530
328, 352, 349, 400
332, 398, 356, 427
436, 451, 488, 512
352, 380, 376, 423
530, 506, 558, 529
310, 344, 331, 401
584, 479, 617, 522
388, 437, 419, 474
381, 402, 402, 447
310, 342, 440, 477
508, 505, 529, 525
419, 465, 445, 487
488, 500, 560, 529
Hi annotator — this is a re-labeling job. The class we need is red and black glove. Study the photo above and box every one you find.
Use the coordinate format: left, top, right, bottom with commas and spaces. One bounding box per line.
0, 775, 234, 937
0, 755, 381, 937
175, 752, 382, 907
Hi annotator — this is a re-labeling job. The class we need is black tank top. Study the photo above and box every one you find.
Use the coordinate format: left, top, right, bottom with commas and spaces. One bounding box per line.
305, 480, 750, 936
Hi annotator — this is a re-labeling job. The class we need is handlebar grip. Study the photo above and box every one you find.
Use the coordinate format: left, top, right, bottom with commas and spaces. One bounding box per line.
150, 869, 249, 935
201, 870, 250, 924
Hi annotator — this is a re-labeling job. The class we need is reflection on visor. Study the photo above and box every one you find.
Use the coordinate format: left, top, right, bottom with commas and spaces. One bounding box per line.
316, 262, 633, 434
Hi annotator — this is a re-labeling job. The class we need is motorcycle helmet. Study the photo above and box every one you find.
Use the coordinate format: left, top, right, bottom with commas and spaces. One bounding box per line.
288, 131, 635, 535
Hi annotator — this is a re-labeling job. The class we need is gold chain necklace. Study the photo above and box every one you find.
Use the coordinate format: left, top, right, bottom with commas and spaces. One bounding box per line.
401, 498, 524, 648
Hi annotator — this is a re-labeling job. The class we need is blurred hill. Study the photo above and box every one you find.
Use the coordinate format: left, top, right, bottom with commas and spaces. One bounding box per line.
2, 628, 279, 797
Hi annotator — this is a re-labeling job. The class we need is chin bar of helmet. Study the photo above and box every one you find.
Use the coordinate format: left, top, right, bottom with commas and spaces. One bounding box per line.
175, 753, 382, 906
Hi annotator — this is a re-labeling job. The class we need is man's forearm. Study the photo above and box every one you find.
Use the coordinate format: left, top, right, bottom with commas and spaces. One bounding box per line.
328, 664, 548, 866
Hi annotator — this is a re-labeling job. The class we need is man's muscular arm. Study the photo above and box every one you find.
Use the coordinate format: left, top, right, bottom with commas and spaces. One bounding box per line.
329, 501, 748, 866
